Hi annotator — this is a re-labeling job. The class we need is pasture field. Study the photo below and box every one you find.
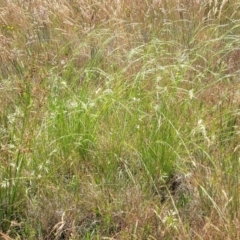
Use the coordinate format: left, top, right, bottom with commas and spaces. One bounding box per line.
0, 0, 240, 239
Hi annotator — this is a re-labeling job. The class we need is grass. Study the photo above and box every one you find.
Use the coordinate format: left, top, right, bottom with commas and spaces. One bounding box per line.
0, 0, 240, 239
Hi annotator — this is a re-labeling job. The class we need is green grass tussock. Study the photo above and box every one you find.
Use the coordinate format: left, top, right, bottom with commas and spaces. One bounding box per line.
0, 0, 240, 239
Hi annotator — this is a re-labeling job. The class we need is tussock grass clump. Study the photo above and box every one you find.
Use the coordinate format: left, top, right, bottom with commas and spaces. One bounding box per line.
0, 0, 240, 239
